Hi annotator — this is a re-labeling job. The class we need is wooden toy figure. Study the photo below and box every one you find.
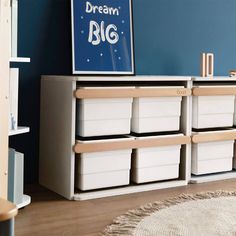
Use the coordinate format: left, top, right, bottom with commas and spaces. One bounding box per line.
201, 53, 214, 77
229, 70, 236, 77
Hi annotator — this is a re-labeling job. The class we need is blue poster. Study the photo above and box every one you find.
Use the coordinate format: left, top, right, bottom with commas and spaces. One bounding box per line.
71, 0, 134, 74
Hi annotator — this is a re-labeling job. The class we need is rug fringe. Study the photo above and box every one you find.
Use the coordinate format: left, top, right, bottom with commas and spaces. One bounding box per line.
100, 190, 236, 236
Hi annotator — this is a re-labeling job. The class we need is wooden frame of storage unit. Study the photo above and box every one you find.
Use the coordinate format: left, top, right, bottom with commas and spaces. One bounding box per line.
193, 87, 236, 96
192, 131, 236, 144
39, 76, 192, 200
75, 87, 191, 99
74, 136, 191, 154
190, 76, 236, 184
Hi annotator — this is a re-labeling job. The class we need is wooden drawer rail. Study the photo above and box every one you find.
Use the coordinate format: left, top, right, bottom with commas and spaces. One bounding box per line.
75, 88, 191, 99
192, 87, 236, 96
192, 131, 236, 144
74, 136, 191, 154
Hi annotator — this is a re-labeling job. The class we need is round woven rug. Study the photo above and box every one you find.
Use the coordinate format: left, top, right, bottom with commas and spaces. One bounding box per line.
101, 191, 236, 236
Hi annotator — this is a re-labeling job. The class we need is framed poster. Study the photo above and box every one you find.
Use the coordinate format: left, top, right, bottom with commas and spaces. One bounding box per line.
71, 0, 134, 74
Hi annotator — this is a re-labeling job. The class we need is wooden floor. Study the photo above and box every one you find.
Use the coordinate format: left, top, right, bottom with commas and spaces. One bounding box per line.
16, 180, 236, 236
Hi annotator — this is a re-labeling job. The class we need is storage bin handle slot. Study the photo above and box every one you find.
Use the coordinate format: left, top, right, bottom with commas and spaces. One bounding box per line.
74, 136, 191, 154
192, 87, 236, 96
75, 88, 191, 99
192, 132, 236, 143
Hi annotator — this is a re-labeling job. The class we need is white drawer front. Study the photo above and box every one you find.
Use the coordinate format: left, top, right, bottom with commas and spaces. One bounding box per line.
132, 116, 180, 133
78, 119, 131, 137
133, 145, 181, 168
192, 96, 235, 128
132, 165, 179, 183
76, 170, 130, 191
78, 98, 133, 120
193, 96, 235, 114
192, 158, 233, 175
192, 114, 233, 129
77, 98, 133, 136
132, 97, 182, 118
192, 139, 234, 175
131, 96, 182, 133
192, 140, 234, 161
77, 150, 132, 174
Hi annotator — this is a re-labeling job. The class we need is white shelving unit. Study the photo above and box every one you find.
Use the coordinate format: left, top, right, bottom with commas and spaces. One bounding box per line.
9, 126, 30, 136
39, 75, 236, 200
8, 95, 31, 209
8, 0, 31, 208
0, 0, 11, 199
0, 0, 31, 205
191, 171, 236, 184
9, 51, 31, 209
16, 194, 31, 209
39, 76, 192, 200
74, 180, 187, 201
8, 83, 31, 208
10, 57, 31, 63
190, 76, 236, 184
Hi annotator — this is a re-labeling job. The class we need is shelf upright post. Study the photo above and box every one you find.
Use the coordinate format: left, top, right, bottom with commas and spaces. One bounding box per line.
0, 0, 11, 199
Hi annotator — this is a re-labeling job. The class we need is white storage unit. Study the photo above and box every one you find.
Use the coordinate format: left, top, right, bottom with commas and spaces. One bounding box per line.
190, 77, 236, 183
192, 85, 235, 129
132, 134, 182, 183
77, 87, 133, 137
39, 76, 192, 200
132, 87, 183, 133
192, 130, 235, 175
75, 137, 133, 191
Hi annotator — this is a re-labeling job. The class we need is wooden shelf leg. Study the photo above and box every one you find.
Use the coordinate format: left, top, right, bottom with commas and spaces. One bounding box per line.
0, 219, 14, 236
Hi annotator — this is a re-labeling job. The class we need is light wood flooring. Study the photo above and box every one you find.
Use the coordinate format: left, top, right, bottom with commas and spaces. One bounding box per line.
16, 180, 236, 236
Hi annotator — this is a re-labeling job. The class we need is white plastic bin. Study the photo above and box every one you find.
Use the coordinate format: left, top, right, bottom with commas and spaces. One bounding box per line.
192, 130, 234, 175
192, 86, 235, 129
77, 87, 133, 137
131, 87, 182, 133
131, 134, 182, 183
75, 137, 133, 191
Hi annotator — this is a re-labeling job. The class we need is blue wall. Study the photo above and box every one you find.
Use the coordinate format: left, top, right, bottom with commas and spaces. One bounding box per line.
133, 0, 236, 75
10, 0, 71, 183
11, 0, 236, 183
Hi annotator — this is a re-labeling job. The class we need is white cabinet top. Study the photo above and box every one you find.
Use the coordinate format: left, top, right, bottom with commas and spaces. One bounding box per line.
42, 75, 236, 82
42, 75, 191, 82
192, 76, 236, 81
